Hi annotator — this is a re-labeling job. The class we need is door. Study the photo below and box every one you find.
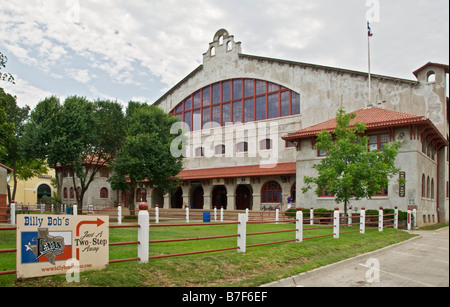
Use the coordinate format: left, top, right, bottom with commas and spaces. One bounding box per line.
236, 185, 251, 210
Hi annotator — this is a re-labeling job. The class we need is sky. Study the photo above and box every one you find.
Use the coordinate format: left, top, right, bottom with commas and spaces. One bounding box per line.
0, 0, 448, 110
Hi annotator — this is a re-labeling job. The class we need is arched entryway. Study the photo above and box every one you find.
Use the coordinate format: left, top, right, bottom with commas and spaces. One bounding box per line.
191, 186, 204, 209
236, 185, 252, 210
37, 184, 51, 203
212, 186, 227, 209
171, 187, 183, 208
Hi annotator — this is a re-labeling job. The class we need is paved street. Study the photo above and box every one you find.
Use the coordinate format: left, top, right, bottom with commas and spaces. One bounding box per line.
262, 227, 449, 287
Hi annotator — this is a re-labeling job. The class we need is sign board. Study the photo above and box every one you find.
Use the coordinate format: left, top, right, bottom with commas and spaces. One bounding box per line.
398, 171, 406, 197
16, 214, 109, 279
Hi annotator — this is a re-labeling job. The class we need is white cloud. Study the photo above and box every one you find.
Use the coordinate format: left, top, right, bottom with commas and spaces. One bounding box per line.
1, 76, 53, 109
66, 68, 93, 84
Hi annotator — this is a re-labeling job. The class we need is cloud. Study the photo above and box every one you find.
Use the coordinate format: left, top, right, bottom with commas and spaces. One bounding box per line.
66, 68, 93, 84
1, 75, 53, 109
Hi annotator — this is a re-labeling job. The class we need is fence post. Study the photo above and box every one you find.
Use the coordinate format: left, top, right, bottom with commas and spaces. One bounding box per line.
394, 206, 398, 229
214, 206, 217, 222
237, 213, 247, 253
296, 208, 303, 243
246, 208, 249, 219
155, 204, 159, 224
275, 208, 279, 224
220, 206, 224, 222
73, 203, 78, 216
10, 201, 16, 226
186, 206, 189, 223
138, 202, 149, 264
310, 207, 314, 225
407, 209, 411, 230
412, 209, 417, 228
333, 207, 339, 239
360, 207, 366, 234
378, 207, 383, 232
118, 203, 122, 225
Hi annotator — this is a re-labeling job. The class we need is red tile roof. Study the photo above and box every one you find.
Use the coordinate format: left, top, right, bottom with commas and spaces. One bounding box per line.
283, 107, 428, 140
177, 162, 296, 180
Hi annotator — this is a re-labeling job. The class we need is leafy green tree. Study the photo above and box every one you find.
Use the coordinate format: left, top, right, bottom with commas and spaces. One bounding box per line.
302, 108, 403, 215
109, 102, 183, 214
0, 88, 47, 203
0, 51, 15, 84
22, 96, 125, 209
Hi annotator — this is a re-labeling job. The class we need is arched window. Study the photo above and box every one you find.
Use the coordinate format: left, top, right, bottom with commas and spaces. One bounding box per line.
195, 147, 205, 157
215, 144, 226, 155
63, 187, 68, 199
171, 78, 301, 131
236, 142, 248, 153
427, 176, 430, 198
70, 187, 74, 199
422, 174, 425, 197
136, 188, 147, 202
100, 188, 109, 199
431, 178, 434, 200
261, 181, 282, 203
260, 139, 272, 150
210, 46, 216, 56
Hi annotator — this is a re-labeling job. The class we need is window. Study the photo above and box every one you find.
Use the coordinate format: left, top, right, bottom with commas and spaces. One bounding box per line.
63, 187, 68, 199
171, 78, 301, 131
100, 188, 108, 199
261, 181, 282, 203
375, 186, 388, 197
195, 147, 205, 157
369, 133, 389, 151
427, 176, 430, 198
422, 174, 426, 197
215, 144, 226, 155
236, 142, 248, 153
260, 139, 272, 150
431, 178, 435, 199
317, 148, 327, 157
285, 140, 295, 148
70, 187, 74, 199
100, 168, 109, 178
136, 188, 147, 202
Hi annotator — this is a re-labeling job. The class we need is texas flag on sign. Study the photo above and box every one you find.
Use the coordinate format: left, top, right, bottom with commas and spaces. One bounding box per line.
367, 22, 374, 37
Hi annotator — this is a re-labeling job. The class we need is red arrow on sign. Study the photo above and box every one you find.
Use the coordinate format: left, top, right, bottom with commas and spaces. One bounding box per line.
76, 218, 105, 236
76, 218, 106, 260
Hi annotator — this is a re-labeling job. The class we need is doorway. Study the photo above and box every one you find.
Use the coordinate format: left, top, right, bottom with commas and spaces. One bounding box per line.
236, 185, 252, 210
191, 186, 204, 209
212, 186, 227, 209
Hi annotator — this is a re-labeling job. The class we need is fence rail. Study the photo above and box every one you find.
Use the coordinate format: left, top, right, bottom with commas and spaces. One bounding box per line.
0, 203, 409, 277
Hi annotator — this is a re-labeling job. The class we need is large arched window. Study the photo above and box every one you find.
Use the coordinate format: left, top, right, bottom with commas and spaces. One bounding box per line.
171, 78, 301, 131
261, 181, 282, 203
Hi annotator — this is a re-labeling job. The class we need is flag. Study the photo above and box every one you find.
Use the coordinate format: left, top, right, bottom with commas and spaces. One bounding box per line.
367, 22, 373, 37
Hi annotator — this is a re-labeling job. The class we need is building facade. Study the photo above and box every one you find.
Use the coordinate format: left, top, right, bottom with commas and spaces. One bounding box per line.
59, 29, 449, 227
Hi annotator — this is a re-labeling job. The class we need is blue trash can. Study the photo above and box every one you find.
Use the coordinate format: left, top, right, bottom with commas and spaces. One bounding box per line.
203, 212, 211, 223
66, 206, 72, 214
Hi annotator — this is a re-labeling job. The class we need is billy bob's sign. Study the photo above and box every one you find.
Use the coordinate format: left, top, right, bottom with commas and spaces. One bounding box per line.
16, 215, 109, 279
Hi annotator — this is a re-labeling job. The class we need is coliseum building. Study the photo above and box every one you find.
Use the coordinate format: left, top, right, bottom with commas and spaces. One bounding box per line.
60, 29, 449, 227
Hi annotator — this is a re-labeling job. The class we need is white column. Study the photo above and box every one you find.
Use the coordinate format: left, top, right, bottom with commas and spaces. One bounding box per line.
378, 207, 383, 232
333, 207, 340, 239
237, 213, 247, 253
10, 201, 16, 226
310, 208, 314, 225
138, 202, 149, 264
407, 210, 411, 231
118, 204, 122, 225
394, 206, 398, 229
155, 204, 159, 224
360, 207, 366, 234
186, 206, 190, 223
296, 210, 303, 243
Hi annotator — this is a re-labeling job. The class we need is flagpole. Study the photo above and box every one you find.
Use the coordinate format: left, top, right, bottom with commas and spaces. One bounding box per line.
367, 21, 372, 106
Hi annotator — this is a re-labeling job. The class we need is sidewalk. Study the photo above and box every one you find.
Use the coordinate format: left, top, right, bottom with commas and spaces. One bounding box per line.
261, 227, 449, 287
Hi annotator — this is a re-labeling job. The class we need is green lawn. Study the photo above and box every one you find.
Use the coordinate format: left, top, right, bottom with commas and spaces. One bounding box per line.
0, 222, 415, 287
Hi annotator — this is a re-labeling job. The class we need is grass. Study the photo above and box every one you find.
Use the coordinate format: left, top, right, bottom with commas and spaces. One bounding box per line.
0, 222, 415, 287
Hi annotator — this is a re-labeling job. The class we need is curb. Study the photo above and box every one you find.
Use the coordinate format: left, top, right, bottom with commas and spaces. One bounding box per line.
260, 233, 423, 287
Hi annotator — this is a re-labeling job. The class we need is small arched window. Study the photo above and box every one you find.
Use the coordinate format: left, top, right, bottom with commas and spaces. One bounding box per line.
210, 46, 216, 56
427, 71, 436, 83
100, 188, 109, 199
236, 142, 248, 153
422, 174, 426, 197
427, 176, 430, 198
260, 139, 272, 150
218, 36, 224, 45
261, 181, 282, 203
215, 144, 226, 155
226, 41, 232, 51
431, 178, 435, 199
63, 187, 68, 199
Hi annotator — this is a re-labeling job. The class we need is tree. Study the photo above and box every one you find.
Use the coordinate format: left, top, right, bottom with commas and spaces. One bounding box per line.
109, 102, 183, 214
302, 108, 403, 216
0, 88, 47, 203
22, 96, 126, 209
0, 51, 15, 84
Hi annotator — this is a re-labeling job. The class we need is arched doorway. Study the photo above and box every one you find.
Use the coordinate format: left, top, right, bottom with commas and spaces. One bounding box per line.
37, 184, 51, 203
171, 187, 183, 208
236, 185, 252, 210
212, 186, 227, 209
191, 186, 204, 209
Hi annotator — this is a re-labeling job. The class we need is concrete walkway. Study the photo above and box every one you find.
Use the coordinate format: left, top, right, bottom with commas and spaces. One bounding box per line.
262, 227, 449, 287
